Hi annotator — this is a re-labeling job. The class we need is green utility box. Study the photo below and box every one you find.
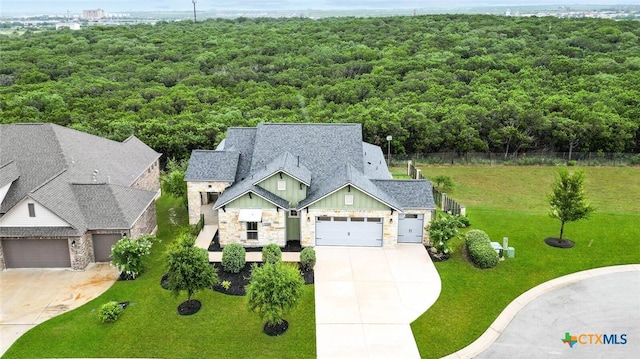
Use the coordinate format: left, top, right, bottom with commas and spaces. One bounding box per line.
507, 247, 515, 258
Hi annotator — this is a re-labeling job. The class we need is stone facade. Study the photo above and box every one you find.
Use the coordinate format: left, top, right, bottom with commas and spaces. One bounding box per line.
132, 159, 161, 193
0, 240, 4, 270
70, 232, 93, 270
187, 181, 232, 224
130, 201, 158, 239
300, 209, 397, 248
218, 208, 286, 247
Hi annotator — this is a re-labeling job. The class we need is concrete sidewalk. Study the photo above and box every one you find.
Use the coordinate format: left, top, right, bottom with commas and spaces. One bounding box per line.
314, 245, 441, 359
445, 264, 640, 359
0, 263, 118, 356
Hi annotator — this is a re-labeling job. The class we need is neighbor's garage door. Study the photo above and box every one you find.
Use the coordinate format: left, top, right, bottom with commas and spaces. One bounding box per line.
2, 239, 70, 268
315, 217, 382, 247
93, 234, 123, 262
398, 214, 424, 243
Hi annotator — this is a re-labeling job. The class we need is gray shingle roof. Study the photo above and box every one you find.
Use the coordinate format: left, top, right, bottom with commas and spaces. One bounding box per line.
371, 180, 436, 209
0, 227, 81, 237
194, 123, 435, 214
184, 150, 239, 181
362, 143, 392, 180
0, 161, 20, 189
0, 123, 160, 236
72, 183, 157, 229
251, 152, 311, 186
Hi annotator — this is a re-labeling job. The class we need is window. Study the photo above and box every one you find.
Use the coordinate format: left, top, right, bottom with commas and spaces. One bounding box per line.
277, 180, 286, 191
351, 217, 365, 222
317, 216, 331, 222
28, 203, 36, 217
247, 222, 258, 240
333, 217, 348, 222
289, 209, 299, 218
344, 194, 354, 205
367, 217, 382, 223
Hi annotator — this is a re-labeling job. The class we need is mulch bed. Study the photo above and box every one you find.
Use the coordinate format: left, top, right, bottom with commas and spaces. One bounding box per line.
544, 237, 575, 248
425, 245, 450, 262
264, 320, 289, 336
212, 262, 314, 296
177, 299, 201, 315
207, 231, 302, 253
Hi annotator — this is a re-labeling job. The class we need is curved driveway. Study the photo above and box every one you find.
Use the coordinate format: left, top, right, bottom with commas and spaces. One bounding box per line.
314, 244, 441, 359
0, 263, 118, 356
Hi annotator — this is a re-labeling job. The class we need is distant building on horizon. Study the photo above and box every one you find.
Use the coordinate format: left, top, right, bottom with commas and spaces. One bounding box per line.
83, 9, 105, 20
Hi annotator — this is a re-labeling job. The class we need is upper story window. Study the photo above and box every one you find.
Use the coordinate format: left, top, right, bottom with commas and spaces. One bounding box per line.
28, 203, 36, 217
277, 180, 286, 191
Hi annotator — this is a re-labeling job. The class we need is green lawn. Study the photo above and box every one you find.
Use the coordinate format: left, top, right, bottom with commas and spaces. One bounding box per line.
410, 165, 640, 358
3, 196, 316, 359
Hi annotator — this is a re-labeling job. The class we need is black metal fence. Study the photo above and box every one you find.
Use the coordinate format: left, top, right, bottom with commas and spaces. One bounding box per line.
396, 152, 640, 167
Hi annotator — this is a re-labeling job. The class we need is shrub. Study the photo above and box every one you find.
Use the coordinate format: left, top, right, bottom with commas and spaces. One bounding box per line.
98, 301, 124, 323
110, 235, 154, 279
465, 229, 499, 269
262, 243, 282, 264
222, 243, 246, 273
246, 262, 304, 326
300, 247, 316, 270
166, 233, 219, 303
427, 213, 464, 254
456, 215, 471, 227
221, 280, 231, 291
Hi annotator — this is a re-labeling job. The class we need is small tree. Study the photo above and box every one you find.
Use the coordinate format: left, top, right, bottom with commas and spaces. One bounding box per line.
110, 235, 154, 280
246, 262, 304, 335
548, 168, 594, 243
427, 212, 464, 254
161, 158, 188, 207
431, 175, 455, 193
166, 234, 218, 312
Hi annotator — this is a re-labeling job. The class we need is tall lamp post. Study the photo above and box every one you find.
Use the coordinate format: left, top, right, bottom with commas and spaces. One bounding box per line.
192, 0, 197, 23
386, 135, 392, 166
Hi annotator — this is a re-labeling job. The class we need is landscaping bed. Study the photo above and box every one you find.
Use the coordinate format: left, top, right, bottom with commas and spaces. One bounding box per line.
208, 232, 303, 253
212, 262, 314, 296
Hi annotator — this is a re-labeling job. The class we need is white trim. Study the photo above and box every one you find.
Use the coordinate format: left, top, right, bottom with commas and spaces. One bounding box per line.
214, 189, 287, 210
277, 180, 286, 191
299, 183, 402, 212
344, 194, 354, 205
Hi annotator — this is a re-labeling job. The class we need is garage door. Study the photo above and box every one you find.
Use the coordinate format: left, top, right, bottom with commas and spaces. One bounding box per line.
315, 217, 382, 247
398, 214, 424, 243
2, 239, 70, 268
93, 234, 123, 262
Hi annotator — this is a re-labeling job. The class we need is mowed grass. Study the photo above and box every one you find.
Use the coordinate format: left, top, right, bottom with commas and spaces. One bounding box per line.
3, 196, 316, 359
409, 165, 640, 358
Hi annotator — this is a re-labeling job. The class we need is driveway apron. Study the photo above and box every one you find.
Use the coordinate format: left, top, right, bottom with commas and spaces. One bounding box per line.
314, 244, 441, 359
0, 263, 118, 356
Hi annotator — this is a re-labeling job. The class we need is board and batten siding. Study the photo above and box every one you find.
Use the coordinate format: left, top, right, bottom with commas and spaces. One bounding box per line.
256, 172, 307, 206
309, 186, 390, 210
0, 199, 69, 227
226, 193, 276, 209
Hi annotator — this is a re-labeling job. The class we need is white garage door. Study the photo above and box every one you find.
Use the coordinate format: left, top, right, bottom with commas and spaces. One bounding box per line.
2, 238, 71, 268
398, 214, 424, 243
315, 216, 382, 247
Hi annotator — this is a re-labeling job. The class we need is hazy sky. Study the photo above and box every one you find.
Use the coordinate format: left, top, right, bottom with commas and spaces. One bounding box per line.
1, 0, 638, 14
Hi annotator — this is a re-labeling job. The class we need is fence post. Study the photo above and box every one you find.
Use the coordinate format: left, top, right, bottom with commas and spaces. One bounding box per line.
407, 160, 412, 177
416, 168, 422, 180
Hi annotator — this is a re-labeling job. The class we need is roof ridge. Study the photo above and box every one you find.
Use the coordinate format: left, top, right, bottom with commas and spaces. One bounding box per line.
31, 168, 67, 193
106, 184, 129, 227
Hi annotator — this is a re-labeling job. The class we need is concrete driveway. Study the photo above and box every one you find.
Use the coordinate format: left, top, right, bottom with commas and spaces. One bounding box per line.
314, 244, 441, 359
0, 263, 118, 356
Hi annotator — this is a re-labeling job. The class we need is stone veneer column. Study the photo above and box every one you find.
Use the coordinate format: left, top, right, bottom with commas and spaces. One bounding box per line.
70, 233, 93, 270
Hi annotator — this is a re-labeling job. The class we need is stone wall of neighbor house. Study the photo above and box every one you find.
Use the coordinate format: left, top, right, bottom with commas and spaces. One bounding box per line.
300, 209, 398, 248
132, 159, 161, 193
129, 201, 158, 239
403, 209, 434, 244
187, 181, 232, 224
70, 232, 93, 270
218, 208, 286, 247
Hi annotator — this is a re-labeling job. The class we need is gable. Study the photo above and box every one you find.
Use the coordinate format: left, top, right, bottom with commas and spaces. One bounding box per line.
309, 185, 390, 211
0, 197, 71, 227
255, 172, 307, 206
226, 192, 277, 209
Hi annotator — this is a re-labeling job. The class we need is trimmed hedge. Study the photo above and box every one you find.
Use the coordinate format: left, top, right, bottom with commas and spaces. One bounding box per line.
262, 243, 282, 264
300, 247, 316, 270
221, 243, 246, 273
465, 229, 499, 269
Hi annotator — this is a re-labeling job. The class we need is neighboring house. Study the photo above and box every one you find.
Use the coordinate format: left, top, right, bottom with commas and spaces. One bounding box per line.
0, 123, 161, 270
185, 123, 435, 248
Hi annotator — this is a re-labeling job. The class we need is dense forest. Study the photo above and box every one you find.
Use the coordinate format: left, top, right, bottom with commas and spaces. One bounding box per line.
1, 15, 639, 161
